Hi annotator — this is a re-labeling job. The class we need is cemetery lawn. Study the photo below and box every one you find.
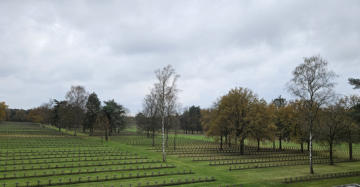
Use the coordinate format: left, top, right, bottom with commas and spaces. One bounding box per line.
106, 142, 360, 187
1, 121, 360, 187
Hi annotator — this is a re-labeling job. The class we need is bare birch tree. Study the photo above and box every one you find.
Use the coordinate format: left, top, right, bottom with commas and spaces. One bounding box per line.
154, 65, 180, 162
287, 55, 336, 174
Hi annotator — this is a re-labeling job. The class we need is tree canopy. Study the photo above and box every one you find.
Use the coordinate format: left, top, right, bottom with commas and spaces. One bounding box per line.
0, 102, 8, 121
349, 78, 360, 89
287, 55, 337, 174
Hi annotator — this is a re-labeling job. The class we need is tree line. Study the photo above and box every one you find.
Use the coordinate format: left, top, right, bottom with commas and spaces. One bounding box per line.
2, 86, 127, 140
201, 55, 360, 174
133, 59, 360, 169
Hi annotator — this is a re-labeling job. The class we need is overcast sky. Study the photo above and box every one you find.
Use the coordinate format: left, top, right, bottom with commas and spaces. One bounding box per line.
1, 1, 359, 115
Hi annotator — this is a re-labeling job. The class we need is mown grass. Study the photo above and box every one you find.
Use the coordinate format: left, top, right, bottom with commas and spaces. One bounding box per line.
125, 126, 360, 158
1, 121, 360, 186
103, 142, 360, 187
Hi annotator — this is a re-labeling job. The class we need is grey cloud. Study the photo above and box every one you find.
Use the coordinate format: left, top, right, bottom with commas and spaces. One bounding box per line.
0, 0, 360, 114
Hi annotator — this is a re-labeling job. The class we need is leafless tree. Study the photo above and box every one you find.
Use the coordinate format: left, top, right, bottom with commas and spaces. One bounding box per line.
66, 86, 88, 108
318, 101, 344, 165
143, 89, 160, 146
65, 85, 88, 136
340, 95, 360, 160
287, 55, 337, 174
154, 65, 180, 162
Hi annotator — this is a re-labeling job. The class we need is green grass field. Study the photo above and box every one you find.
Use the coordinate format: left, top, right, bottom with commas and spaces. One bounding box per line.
1, 121, 360, 187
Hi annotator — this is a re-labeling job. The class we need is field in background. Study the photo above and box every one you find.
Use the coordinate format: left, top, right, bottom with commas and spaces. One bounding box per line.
1, 121, 360, 186
122, 125, 360, 159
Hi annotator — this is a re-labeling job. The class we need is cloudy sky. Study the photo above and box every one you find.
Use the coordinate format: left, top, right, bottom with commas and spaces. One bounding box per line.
0, 1, 359, 115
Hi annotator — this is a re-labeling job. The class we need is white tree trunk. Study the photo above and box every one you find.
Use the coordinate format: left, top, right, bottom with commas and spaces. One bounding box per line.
161, 82, 166, 162
309, 130, 314, 174
162, 114, 166, 162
